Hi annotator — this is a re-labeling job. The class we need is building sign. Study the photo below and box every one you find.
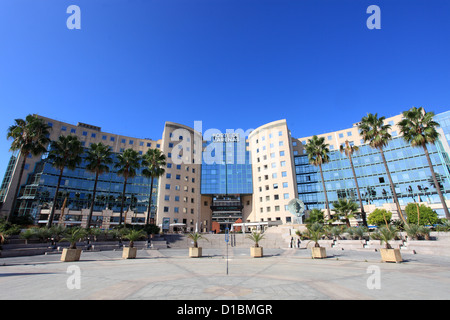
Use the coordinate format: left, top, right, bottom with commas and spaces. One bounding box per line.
212, 133, 240, 143
162, 217, 170, 231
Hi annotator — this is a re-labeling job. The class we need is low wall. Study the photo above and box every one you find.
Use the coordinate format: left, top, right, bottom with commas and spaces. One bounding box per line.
163, 233, 287, 249
2, 230, 450, 258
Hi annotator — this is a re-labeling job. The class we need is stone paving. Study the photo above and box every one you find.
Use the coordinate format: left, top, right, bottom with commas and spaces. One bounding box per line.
1, 247, 450, 301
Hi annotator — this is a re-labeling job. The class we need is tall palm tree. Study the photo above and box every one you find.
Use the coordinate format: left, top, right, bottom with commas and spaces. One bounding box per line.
6, 115, 52, 221
114, 149, 142, 225
340, 140, 367, 226
398, 106, 450, 220
305, 135, 331, 219
46, 135, 83, 228
141, 148, 166, 225
84, 143, 113, 228
358, 113, 406, 223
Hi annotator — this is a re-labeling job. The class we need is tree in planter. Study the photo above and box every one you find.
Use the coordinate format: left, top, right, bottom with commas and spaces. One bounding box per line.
61, 227, 86, 250
123, 229, 146, 248
188, 232, 209, 248
246, 231, 265, 248
370, 225, 398, 249
246, 231, 265, 258
307, 222, 326, 248
60, 227, 86, 262
306, 222, 327, 258
188, 232, 209, 258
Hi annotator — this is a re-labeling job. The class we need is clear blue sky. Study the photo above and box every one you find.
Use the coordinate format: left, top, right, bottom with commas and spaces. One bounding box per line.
1, 0, 450, 176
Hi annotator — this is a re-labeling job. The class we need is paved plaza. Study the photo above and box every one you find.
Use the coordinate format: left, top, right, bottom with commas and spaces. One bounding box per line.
1, 247, 450, 301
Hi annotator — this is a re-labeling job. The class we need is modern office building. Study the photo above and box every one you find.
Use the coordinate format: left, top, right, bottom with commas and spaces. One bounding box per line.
1, 110, 450, 231
294, 112, 450, 220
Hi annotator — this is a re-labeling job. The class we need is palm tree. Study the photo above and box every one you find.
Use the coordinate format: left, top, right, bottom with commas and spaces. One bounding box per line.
123, 229, 146, 248
331, 198, 359, 227
370, 225, 398, 249
61, 227, 86, 249
358, 113, 406, 223
305, 135, 331, 219
188, 232, 209, 248
340, 140, 367, 226
46, 135, 83, 228
6, 115, 52, 221
114, 149, 142, 225
141, 148, 166, 225
84, 143, 113, 229
306, 222, 326, 248
246, 231, 265, 248
398, 106, 450, 220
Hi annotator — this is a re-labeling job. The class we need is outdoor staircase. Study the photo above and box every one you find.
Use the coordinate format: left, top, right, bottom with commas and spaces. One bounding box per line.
150, 235, 169, 249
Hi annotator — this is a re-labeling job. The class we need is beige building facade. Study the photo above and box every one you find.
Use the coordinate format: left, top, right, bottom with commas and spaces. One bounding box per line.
2, 110, 450, 231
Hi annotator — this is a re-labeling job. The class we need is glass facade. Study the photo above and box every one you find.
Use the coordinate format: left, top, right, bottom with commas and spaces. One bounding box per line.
3, 111, 450, 228
200, 139, 253, 195
434, 111, 450, 146
15, 151, 157, 222
0, 154, 17, 203
295, 135, 450, 218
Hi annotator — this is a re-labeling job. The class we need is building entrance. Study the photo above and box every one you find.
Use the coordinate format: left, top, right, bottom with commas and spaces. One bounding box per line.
210, 194, 243, 232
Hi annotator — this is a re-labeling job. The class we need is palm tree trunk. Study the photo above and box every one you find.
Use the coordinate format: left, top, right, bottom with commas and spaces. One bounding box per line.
87, 171, 99, 229
146, 176, 154, 225
379, 149, 406, 222
348, 154, 367, 226
423, 145, 450, 219
119, 178, 128, 225
8, 152, 28, 222
345, 215, 351, 228
47, 167, 64, 228
318, 164, 331, 220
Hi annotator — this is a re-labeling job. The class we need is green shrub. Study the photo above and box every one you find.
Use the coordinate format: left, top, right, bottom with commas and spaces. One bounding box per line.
405, 203, 439, 226
367, 209, 392, 227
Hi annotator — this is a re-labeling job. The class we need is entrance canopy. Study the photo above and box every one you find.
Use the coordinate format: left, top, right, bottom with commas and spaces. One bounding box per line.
231, 221, 282, 233
158, 222, 187, 232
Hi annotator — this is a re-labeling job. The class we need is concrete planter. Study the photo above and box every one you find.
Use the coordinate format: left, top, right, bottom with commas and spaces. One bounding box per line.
122, 247, 137, 259
380, 248, 402, 263
311, 247, 327, 259
61, 248, 82, 262
189, 247, 202, 258
250, 247, 263, 258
